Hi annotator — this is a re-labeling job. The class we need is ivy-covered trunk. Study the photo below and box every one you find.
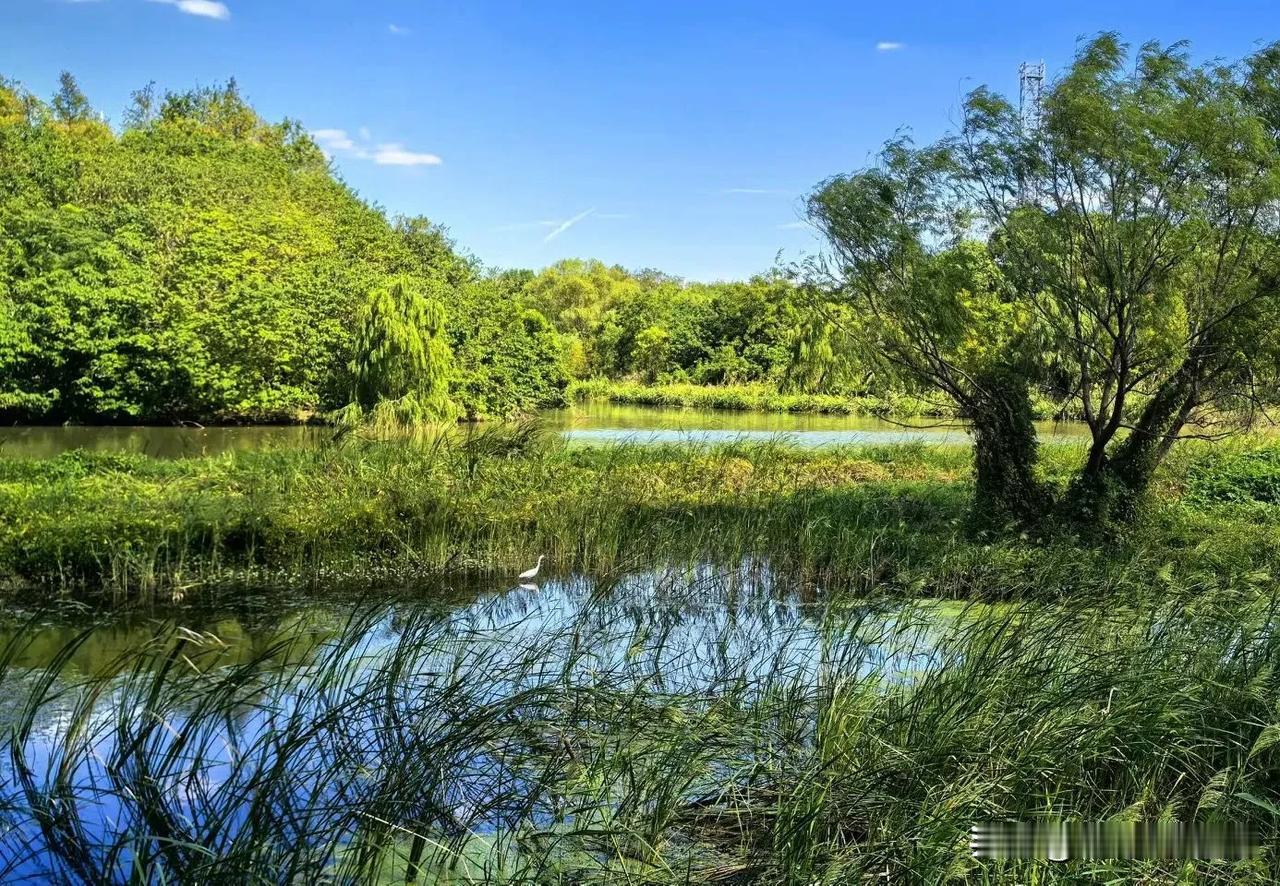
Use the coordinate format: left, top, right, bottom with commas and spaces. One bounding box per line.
968, 371, 1045, 527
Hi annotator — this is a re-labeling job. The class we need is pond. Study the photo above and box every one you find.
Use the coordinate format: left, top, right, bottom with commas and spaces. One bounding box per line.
0, 562, 1266, 879
0, 404, 1094, 458
0, 564, 964, 879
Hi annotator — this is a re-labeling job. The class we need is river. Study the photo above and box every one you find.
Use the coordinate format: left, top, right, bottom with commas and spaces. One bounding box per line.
0, 403, 1093, 458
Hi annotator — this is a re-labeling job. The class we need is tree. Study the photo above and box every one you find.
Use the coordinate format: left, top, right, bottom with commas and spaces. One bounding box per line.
969, 36, 1280, 519
808, 35, 1280, 526
51, 72, 92, 124
631, 325, 672, 383
349, 276, 455, 423
445, 277, 569, 418
805, 148, 1044, 521
522, 259, 642, 375
781, 300, 865, 395
394, 216, 477, 287
122, 82, 158, 130
2, 73, 555, 422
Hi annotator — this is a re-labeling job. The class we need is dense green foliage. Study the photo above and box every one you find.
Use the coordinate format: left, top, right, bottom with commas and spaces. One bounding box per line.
345, 276, 455, 425
0, 76, 567, 422
522, 259, 871, 394
0, 73, 898, 426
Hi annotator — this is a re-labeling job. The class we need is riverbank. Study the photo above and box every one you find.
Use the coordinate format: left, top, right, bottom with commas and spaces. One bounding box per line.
2, 430, 1279, 601
566, 379, 1069, 420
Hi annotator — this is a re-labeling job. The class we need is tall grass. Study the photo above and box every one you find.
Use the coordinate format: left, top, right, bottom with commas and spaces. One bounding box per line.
1, 574, 1278, 882
4, 430, 1280, 603
565, 379, 952, 418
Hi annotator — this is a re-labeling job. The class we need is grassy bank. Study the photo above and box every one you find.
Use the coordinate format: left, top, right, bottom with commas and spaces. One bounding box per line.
566, 379, 1068, 420
3, 427, 1280, 601
5, 587, 1279, 882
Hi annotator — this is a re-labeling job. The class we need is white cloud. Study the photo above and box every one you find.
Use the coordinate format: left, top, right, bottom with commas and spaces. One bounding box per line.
312, 129, 356, 153
358, 126, 372, 141
777, 221, 808, 230
149, 0, 231, 20
876, 41, 905, 51
311, 129, 442, 167
388, 23, 411, 35
543, 208, 596, 243
373, 144, 442, 167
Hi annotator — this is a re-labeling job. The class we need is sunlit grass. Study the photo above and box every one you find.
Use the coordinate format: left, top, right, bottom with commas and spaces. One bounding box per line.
2, 429, 1280, 604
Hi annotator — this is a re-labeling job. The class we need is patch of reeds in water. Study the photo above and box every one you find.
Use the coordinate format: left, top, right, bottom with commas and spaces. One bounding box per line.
1, 570, 1277, 883
6, 426, 1280, 607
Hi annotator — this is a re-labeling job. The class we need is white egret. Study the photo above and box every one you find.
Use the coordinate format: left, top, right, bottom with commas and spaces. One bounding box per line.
518, 555, 545, 582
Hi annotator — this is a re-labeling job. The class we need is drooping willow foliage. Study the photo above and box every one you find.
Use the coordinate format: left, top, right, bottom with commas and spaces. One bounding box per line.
345, 276, 457, 427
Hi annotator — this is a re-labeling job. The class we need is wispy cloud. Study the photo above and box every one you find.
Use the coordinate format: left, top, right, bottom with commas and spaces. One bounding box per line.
372, 144, 442, 167
149, 0, 231, 20
388, 23, 410, 35
721, 187, 790, 196
495, 211, 625, 237
544, 208, 596, 243
876, 41, 905, 51
312, 128, 442, 167
777, 221, 808, 230
312, 129, 356, 152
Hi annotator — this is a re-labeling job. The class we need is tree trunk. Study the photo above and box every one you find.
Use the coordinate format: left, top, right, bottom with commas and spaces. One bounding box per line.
1065, 356, 1201, 526
968, 371, 1046, 527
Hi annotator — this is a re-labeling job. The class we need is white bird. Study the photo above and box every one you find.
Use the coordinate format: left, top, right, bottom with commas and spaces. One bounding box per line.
518, 554, 545, 582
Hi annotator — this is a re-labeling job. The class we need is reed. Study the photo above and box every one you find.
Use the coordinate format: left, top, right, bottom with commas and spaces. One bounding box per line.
3, 430, 1280, 604
1, 575, 1277, 883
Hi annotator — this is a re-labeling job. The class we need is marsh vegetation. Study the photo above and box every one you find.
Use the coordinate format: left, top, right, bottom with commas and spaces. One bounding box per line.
1, 571, 1278, 883
5, 28, 1280, 885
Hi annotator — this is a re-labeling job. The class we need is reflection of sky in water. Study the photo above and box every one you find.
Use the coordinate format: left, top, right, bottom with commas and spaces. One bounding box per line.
560, 427, 973, 448
428, 564, 946, 693
0, 565, 958, 880
0, 404, 1095, 458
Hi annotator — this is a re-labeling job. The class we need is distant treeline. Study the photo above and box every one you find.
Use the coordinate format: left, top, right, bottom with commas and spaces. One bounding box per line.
0, 75, 871, 424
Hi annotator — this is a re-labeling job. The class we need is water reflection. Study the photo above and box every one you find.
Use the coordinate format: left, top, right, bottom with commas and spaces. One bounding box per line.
0, 564, 955, 682
0, 405, 1096, 459
0, 423, 331, 459
0, 565, 973, 880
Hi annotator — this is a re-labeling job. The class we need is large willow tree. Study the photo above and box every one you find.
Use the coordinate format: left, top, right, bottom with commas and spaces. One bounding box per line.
808, 35, 1280, 526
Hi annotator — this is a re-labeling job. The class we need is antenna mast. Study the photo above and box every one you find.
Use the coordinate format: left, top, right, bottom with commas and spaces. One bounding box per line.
1018, 60, 1045, 136
1018, 61, 1045, 202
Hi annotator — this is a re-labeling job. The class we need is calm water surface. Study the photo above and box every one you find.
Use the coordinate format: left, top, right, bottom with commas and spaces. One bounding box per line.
0, 404, 1093, 458
0, 565, 969, 877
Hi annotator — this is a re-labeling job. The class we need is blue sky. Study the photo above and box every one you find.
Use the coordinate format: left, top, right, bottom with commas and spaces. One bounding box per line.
6, 0, 1280, 280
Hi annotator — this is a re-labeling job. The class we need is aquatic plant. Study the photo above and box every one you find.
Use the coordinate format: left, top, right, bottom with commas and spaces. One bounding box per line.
2, 435, 1280, 604
1, 576, 1278, 883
